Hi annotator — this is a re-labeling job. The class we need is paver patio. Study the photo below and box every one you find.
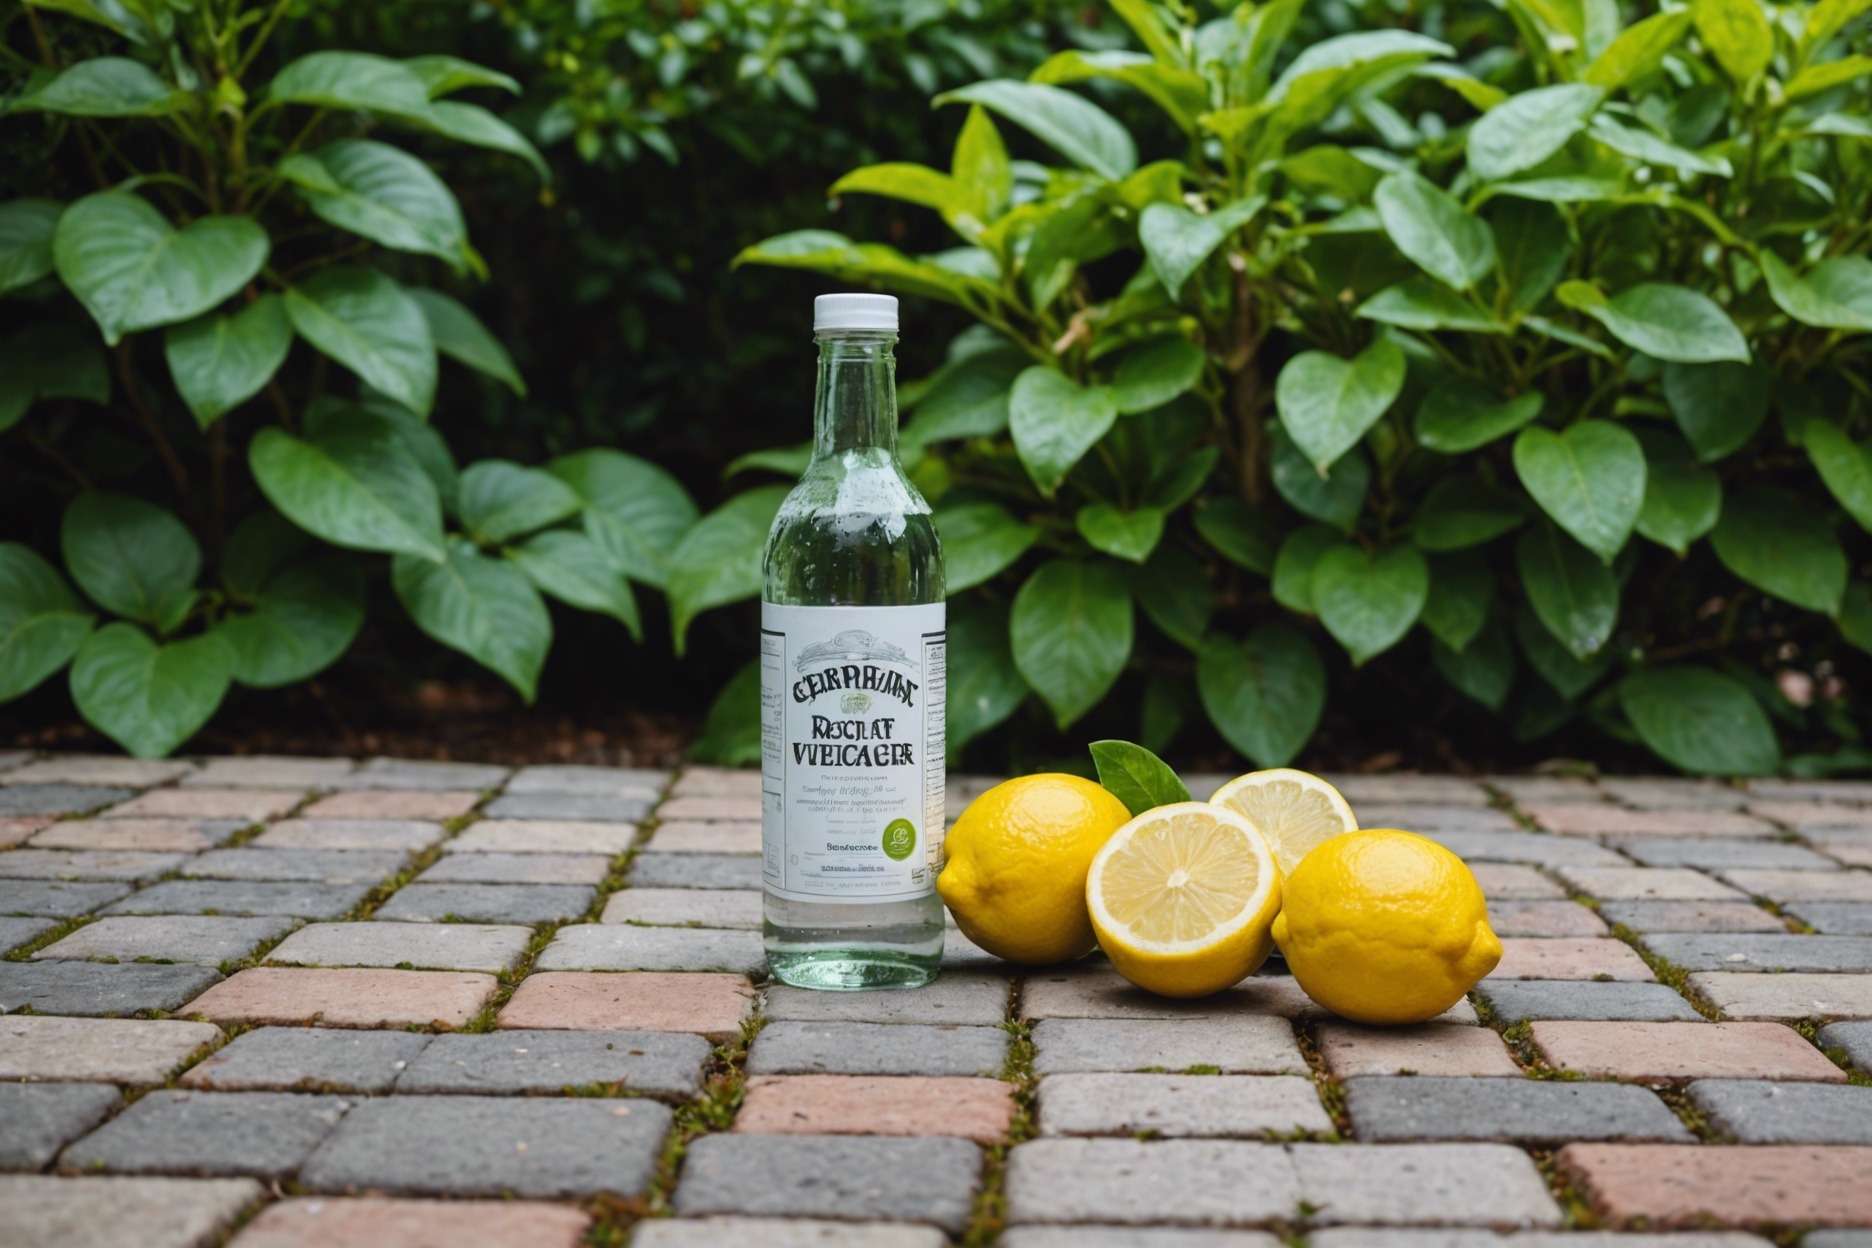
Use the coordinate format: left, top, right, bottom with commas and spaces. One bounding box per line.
3, 755, 1871, 1245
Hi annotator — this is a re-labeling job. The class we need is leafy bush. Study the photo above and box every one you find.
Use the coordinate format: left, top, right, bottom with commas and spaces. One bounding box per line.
0, 0, 694, 755
694, 0, 1872, 775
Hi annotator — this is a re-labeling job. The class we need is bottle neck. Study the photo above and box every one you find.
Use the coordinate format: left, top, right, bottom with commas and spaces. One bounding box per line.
812, 331, 898, 458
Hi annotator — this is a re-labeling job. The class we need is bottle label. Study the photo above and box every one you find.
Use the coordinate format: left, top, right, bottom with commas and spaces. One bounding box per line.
760, 601, 945, 903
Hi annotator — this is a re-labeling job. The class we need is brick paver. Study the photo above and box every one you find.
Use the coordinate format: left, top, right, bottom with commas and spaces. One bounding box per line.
1614, 838, 1840, 870
0, 959, 221, 1015
0, 783, 135, 815
0, 1083, 120, 1168
483, 792, 651, 821
6, 756, 193, 787
1645, 933, 1872, 973
628, 851, 763, 889
0, 914, 51, 949
444, 820, 638, 854
30, 818, 243, 851
183, 756, 357, 788
1527, 805, 1774, 838
1788, 901, 1872, 933
497, 970, 754, 1040
1688, 1079, 1872, 1143
1491, 937, 1655, 980
0, 1175, 261, 1248
180, 1027, 431, 1093
1721, 868, 1872, 902
373, 882, 594, 923
395, 1027, 709, 1097
0, 878, 131, 916
1466, 863, 1566, 898
1530, 1020, 1848, 1081
0, 1014, 222, 1083
672, 1134, 981, 1233
108, 788, 304, 821
415, 850, 610, 885
1475, 979, 1704, 1022
230, 1197, 590, 1248
1556, 866, 1746, 900
301, 790, 479, 821
1559, 1143, 1872, 1226
747, 1020, 1008, 1077
103, 879, 373, 918
765, 969, 1009, 1026
251, 819, 444, 852
507, 764, 664, 796
335, 758, 510, 790
1038, 1073, 1333, 1137
1688, 970, 1872, 1019
1487, 899, 1609, 937
0, 848, 187, 880
1820, 1019, 1872, 1067
265, 922, 532, 973
600, 887, 761, 929
61, 1089, 350, 1178
1598, 899, 1787, 933
0, 815, 49, 848
736, 1074, 1015, 1141
649, 820, 762, 853
534, 923, 764, 974
638, 1221, 947, 1248
183, 967, 496, 1028
1341, 1076, 1690, 1143
32, 915, 293, 965
1315, 1022, 1521, 1077
182, 848, 406, 883
1031, 1016, 1306, 1075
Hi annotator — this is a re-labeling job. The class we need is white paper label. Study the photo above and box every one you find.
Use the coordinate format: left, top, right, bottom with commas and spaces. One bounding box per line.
760, 601, 945, 902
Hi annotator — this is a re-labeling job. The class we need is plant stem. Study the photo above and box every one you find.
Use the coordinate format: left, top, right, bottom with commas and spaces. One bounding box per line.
114, 344, 195, 516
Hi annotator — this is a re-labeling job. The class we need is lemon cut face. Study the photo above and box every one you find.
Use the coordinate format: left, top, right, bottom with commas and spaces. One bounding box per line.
1208, 767, 1357, 877
1087, 802, 1282, 998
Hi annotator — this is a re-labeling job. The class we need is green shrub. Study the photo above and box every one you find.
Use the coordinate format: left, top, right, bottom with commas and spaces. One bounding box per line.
697, 0, 1872, 776
0, 0, 693, 755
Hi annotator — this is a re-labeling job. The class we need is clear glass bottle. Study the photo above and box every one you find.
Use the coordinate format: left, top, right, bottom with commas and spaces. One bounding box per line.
759, 293, 945, 990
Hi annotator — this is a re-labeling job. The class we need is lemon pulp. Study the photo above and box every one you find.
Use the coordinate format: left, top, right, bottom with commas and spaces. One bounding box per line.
1209, 768, 1357, 877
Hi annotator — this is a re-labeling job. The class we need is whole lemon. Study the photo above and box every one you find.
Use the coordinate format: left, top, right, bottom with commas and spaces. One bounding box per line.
938, 773, 1131, 965
1271, 828, 1501, 1024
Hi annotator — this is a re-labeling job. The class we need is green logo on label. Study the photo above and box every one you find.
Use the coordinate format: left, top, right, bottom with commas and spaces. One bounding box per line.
882, 819, 917, 861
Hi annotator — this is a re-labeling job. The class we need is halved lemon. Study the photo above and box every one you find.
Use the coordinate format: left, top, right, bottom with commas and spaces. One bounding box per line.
1086, 801, 1282, 998
1208, 768, 1357, 877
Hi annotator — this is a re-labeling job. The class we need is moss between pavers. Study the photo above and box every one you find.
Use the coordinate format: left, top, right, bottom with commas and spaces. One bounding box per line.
959, 978, 1032, 1248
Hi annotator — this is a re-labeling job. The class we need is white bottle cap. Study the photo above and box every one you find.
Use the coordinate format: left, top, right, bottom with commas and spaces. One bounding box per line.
814, 292, 898, 332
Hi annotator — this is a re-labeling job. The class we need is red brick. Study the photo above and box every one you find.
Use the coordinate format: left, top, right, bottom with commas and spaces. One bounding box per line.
29, 819, 224, 852
107, 788, 304, 821
1526, 805, 1775, 838
302, 790, 480, 820
1315, 1022, 1521, 1077
1489, 900, 1609, 938
182, 967, 495, 1029
0, 816, 50, 849
497, 970, 754, 1041
1530, 1020, 1845, 1082
231, 1197, 588, 1247
1469, 863, 1564, 899
736, 1075, 1016, 1143
1559, 1143, 1872, 1226
1492, 938, 1655, 981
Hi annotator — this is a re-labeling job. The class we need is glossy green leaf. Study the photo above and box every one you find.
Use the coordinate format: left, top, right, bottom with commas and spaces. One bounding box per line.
0, 322, 109, 433
935, 501, 1040, 593
901, 347, 1024, 449
549, 449, 698, 588
278, 140, 470, 273
414, 100, 550, 181
1467, 84, 1604, 181
403, 54, 520, 97
1412, 477, 1526, 550
0, 543, 93, 701
1090, 738, 1191, 816
831, 163, 968, 216
951, 106, 1012, 223
1557, 280, 1749, 363
1515, 604, 1612, 699
1662, 361, 1771, 462
1110, 337, 1204, 414
1374, 169, 1495, 290
1076, 504, 1164, 563
162, 295, 291, 429
1421, 551, 1494, 652
216, 556, 364, 688
1636, 438, 1722, 556
1416, 383, 1543, 453
220, 510, 312, 602
53, 193, 267, 345
1031, 50, 1207, 132
946, 597, 1027, 760
1433, 618, 1515, 711
733, 230, 996, 308
458, 460, 582, 544
1805, 419, 1872, 534
407, 288, 525, 396
394, 539, 552, 701
1693, 0, 1774, 83
1759, 253, 1872, 333
12, 57, 180, 116
1194, 497, 1277, 574
1312, 542, 1429, 665
307, 397, 458, 516
1010, 558, 1133, 729
1489, 200, 1570, 311
249, 421, 446, 562
1584, 9, 1694, 88
665, 486, 787, 655
285, 266, 436, 416
1711, 487, 1847, 615
69, 623, 233, 758
1357, 280, 1503, 334
1271, 427, 1368, 533
1137, 198, 1258, 297
1516, 524, 1619, 659
266, 51, 431, 115
1513, 421, 1645, 563
1009, 366, 1119, 498
60, 491, 199, 632
0, 199, 61, 294
1589, 117, 1732, 177
506, 529, 642, 640
1272, 524, 1340, 615
690, 660, 762, 766
1275, 338, 1405, 473
935, 80, 1137, 180
1134, 542, 1213, 651
1621, 665, 1780, 775
1197, 625, 1325, 768
1840, 583, 1872, 655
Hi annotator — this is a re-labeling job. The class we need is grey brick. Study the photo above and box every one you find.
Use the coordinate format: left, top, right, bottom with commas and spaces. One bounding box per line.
0, 880, 130, 917
1802, 1234, 1872, 1248
0, 1174, 262, 1248
0, 960, 220, 1016
1687, 971, 1872, 1020
1039, 1073, 1332, 1138
1342, 1075, 1691, 1144
0, 916, 51, 951
1612, 839, 1840, 870
1476, 979, 1704, 1022
32, 915, 293, 966
250, 820, 444, 852
0, 850, 186, 881
1003, 1231, 1283, 1248
1597, 900, 1787, 933
1642, 933, 1872, 973
1005, 1138, 1300, 1225
1720, 868, 1872, 902
628, 852, 761, 889
1359, 806, 1521, 836
395, 1028, 709, 1098
1599, 778, 1751, 810
483, 792, 651, 822
673, 1134, 980, 1233
416, 852, 610, 886
1819, 1020, 1872, 1068
1289, 1142, 1560, 1226
0, 1083, 120, 1169
506, 765, 666, 798
1788, 902, 1872, 935
600, 887, 761, 930
373, 882, 594, 924
1, 1015, 223, 1084
1423, 830, 1627, 867
1031, 1017, 1306, 1076
182, 848, 405, 883
300, 1095, 671, 1198
264, 921, 531, 973
1022, 966, 1477, 1026
1555, 866, 1744, 901
336, 757, 511, 790
102, 880, 372, 918
61, 1090, 348, 1178
635, 1219, 948, 1248
766, 970, 1009, 1026
0, 785, 135, 816
30, 818, 245, 852
1309, 1234, 1771, 1248
533, 924, 762, 975
179, 1027, 431, 1093
1332, 775, 1495, 806
746, 1021, 1007, 1077
1688, 1079, 1872, 1143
